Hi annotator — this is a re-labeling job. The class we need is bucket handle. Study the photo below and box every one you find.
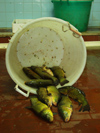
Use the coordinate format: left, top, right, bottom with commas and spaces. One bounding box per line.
14, 84, 30, 97
62, 23, 82, 37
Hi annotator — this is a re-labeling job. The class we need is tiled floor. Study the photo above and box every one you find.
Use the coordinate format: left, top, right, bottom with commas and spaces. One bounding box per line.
0, 49, 100, 132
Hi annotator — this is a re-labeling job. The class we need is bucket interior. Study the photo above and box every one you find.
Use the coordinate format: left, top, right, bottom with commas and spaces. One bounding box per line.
6, 17, 86, 94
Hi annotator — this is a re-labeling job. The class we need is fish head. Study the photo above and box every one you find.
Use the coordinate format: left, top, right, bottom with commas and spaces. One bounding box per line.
45, 113, 53, 122
63, 108, 72, 122
41, 108, 53, 122
52, 93, 61, 106
45, 96, 53, 107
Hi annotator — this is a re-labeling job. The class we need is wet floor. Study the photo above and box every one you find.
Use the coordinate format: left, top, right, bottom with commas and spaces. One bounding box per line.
0, 49, 100, 133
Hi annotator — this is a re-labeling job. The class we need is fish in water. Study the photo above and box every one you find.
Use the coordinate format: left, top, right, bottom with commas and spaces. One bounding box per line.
58, 86, 90, 112
23, 67, 41, 79
31, 66, 58, 86
58, 95, 73, 122
25, 79, 54, 88
29, 96, 53, 122
50, 66, 69, 86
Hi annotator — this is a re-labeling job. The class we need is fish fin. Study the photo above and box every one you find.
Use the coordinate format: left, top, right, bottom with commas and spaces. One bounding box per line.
83, 104, 90, 112
60, 78, 69, 86
78, 102, 82, 106
79, 103, 90, 112
79, 106, 83, 112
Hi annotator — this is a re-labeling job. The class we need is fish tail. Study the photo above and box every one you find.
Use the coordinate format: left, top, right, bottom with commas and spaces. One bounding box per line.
83, 104, 90, 112
52, 78, 59, 86
79, 103, 90, 112
40, 108, 53, 122
60, 78, 69, 86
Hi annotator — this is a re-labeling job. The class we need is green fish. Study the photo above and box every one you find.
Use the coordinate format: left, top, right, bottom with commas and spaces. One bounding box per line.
58, 95, 73, 122
37, 87, 53, 107
58, 86, 90, 112
47, 86, 61, 106
31, 66, 58, 86
42, 65, 54, 76
37, 86, 61, 107
25, 79, 54, 88
50, 66, 69, 86
23, 67, 41, 79
29, 96, 53, 122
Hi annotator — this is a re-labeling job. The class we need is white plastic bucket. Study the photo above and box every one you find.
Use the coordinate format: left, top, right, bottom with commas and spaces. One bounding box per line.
6, 17, 87, 97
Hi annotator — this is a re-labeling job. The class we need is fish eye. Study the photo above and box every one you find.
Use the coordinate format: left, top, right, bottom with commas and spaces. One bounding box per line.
48, 93, 52, 96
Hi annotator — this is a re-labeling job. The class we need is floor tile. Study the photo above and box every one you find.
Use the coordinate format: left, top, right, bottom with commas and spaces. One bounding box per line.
0, 49, 100, 132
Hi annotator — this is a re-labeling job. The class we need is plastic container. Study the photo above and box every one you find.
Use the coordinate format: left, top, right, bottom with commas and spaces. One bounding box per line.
52, 0, 93, 32
6, 17, 87, 97
12, 19, 34, 34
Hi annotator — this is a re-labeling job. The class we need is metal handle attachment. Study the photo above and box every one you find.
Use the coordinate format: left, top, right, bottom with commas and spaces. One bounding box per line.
14, 84, 30, 97
70, 27, 82, 36
68, 22, 82, 37
62, 22, 82, 38
62, 24, 69, 32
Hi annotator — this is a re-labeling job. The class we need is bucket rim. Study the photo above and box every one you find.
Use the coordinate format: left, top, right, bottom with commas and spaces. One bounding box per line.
5, 17, 87, 95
